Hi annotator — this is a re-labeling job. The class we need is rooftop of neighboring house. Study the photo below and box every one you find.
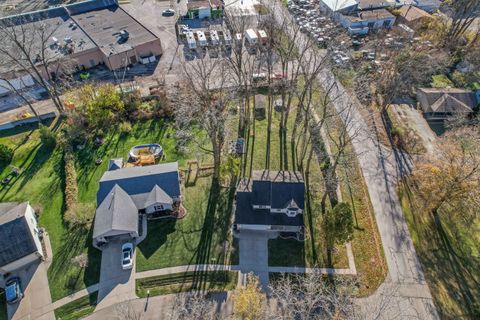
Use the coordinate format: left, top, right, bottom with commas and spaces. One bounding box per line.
417, 88, 478, 114
235, 170, 305, 227
359, 8, 395, 20
0, 202, 38, 268
397, 5, 432, 22
357, 0, 394, 10
187, 0, 222, 10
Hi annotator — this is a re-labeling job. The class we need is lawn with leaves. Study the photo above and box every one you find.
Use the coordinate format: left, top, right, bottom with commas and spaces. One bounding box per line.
400, 185, 480, 319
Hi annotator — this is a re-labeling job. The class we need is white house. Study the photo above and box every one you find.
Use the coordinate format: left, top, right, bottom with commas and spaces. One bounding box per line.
0, 202, 44, 275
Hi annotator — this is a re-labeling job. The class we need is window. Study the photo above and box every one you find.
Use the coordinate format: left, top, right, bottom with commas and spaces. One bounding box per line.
154, 204, 164, 211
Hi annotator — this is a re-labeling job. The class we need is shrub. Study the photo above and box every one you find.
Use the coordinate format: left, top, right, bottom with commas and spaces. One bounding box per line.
119, 121, 132, 135
39, 124, 57, 149
0, 144, 13, 168
325, 202, 354, 247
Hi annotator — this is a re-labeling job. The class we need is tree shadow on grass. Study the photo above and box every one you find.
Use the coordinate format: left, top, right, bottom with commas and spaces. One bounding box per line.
189, 181, 235, 292
137, 218, 177, 259
48, 223, 98, 299
430, 215, 480, 319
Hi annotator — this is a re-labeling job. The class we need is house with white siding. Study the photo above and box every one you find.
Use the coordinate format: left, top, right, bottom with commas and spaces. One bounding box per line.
0, 202, 44, 275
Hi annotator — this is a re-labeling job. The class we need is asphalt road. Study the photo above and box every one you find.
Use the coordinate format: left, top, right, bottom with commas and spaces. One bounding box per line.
267, 1, 439, 318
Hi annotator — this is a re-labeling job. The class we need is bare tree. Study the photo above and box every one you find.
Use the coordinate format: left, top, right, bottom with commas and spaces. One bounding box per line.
168, 292, 218, 320
114, 301, 141, 320
443, 0, 480, 45
176, 58, 232, 180
0, 16, 76, 114
268, 272, 357, 320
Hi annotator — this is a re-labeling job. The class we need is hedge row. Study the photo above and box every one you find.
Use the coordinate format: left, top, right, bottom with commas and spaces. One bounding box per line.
63, 145, 79, 225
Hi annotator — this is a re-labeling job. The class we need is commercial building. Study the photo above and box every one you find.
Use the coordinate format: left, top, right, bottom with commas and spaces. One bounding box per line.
0, 0, 162, 95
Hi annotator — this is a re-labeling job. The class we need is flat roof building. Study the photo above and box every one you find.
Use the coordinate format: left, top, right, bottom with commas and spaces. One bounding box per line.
0, 0, 162, 90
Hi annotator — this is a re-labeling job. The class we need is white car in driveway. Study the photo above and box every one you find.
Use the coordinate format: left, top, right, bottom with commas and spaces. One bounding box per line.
121, 243, 133, 270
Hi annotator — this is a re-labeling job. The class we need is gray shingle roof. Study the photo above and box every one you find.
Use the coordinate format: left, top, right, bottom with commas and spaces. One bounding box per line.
417, 88, 477, 114
93, 185, 139, 239
235, 171, 305, 226
144, 185, 173, 208
0, 202, 38, 268
97, 162, 181, 205
235, 193, 304, 226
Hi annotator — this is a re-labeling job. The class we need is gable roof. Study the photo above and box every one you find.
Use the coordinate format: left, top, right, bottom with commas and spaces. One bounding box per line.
235, 171, 305, 227
97, 162, 180, 205
93, 184, 139, 239
0, 202, 38, 268
417, 88, 477, 114
398, 5, 431, 22
144, 185, 173, 207
108, 158, 123, 171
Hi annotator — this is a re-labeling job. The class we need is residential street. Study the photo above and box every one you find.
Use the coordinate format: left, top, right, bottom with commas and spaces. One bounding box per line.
266, 1, 439, 318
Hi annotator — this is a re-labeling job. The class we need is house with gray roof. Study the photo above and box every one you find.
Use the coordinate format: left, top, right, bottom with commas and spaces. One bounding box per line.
0, 202, 44, 274
93, 162, 181, 247
417, 88, 478, 120
234, 171, 305, 240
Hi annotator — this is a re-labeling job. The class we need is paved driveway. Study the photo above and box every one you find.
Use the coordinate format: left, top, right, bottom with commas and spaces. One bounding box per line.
95, 238, 136, 311
5, 261, 54, 320
237, 231, 277, 289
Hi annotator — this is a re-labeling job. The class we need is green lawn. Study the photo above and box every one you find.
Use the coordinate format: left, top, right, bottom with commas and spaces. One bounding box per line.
136, 271, 238, 297
54, 292, 97, 320
400, 185, 480, 319
136, 176, 237, 271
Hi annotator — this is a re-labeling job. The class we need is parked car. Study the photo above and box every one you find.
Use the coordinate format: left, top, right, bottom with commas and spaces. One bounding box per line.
162, 9, 175, 16
5, 277, 23, 304
252, 73, 267, 82
121, 243, 133, 270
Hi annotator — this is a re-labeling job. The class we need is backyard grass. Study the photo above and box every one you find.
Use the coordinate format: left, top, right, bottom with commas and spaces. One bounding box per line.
54, 292, 97, 320
0, 119, 219, 301
400, 184, 480, 319
136, 271, 238, 297
136, 176, 237, 271
0, 122, 97, 302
